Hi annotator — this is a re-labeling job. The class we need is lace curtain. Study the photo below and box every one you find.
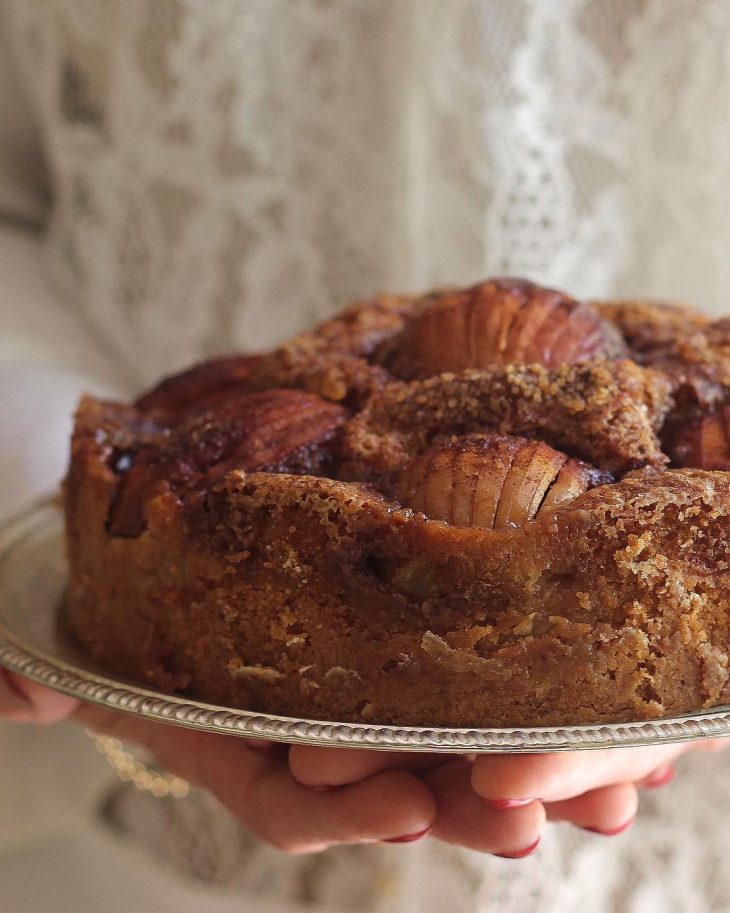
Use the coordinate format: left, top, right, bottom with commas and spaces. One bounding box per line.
9, 0, 730, 387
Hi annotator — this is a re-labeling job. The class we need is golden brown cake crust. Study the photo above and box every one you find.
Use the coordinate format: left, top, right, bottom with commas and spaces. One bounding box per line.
65, 278, 730, 727
595, 299, 709, 353
340, 361, 671, 480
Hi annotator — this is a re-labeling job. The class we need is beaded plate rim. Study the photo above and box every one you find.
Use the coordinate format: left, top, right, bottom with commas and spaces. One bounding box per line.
1, 498, 729, 753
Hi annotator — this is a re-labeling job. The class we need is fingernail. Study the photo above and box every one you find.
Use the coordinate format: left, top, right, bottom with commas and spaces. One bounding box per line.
642, 764, 676, 789
494, 836, 541, 859
242, 738, 276, 754
581, 817, 635, 837
383, 825, 433, 844
298, 782, 334, 793
484, 797, 538, 810
1, 669, 32, 705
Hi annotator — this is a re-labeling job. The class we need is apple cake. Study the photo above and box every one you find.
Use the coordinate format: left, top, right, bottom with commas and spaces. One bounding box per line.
64, 278, 730, 727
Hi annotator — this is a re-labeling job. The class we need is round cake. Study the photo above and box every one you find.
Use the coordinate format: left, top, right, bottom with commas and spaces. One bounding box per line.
64, 278, 730, 727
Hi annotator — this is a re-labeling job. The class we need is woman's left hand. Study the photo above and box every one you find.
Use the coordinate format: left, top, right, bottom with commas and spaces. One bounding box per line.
289, 737, 729, 855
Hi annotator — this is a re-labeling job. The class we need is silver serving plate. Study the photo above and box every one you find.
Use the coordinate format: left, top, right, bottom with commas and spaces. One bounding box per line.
1, 499, 729, 753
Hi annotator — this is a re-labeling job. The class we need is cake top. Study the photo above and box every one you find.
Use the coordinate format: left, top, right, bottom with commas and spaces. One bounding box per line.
71, 277, 730, 539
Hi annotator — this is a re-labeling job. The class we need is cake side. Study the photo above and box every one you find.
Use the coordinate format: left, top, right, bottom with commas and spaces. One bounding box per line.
66, 440, 730, 726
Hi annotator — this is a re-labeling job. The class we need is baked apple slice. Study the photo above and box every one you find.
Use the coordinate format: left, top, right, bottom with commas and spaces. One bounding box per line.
387, 278, 627, 378
108, 389, 347, 537
397, 434, 609, 530
670, 405, 730, 470
135, 354, 262, 412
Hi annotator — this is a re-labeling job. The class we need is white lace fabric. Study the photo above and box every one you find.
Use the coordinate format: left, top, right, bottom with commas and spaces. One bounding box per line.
10, 0, 730, 383
5, 1, 730, 910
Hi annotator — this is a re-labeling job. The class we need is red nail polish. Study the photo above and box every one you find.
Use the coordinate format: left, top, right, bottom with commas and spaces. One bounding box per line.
494, 836, 541, 859
484, 797, 537, 810
383, 826, 433, 844
582, 817, 635, 837
642, 764, 676, 789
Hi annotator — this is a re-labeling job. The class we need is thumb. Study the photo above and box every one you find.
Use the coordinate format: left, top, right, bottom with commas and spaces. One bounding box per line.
0, 669, 79, 724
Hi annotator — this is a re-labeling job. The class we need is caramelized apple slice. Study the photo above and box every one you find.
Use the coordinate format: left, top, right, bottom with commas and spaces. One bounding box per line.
399, 439, 515, 529
494, 440, 568, 529
108, 389, 347, 537
388, 278, 627, 379
397, 435, 608, 530
539, 460, 601, 510
671, 405, 730, 470
135, 354, 262, 412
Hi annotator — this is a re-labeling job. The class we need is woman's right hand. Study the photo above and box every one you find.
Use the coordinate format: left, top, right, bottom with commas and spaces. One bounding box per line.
1, 670, 438, 853
0, 670, 542, 855
0, 668, 78, 723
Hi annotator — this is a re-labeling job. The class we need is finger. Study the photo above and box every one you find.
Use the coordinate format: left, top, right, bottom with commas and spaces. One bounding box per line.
638, 762, 676, 789
289, 737, 730, 791
637, 738, 728, 787
689, 737, 730, 754
244, 766, 436, 853
75, 704, 436, 853
0, 670, 79, 723
545, 782, 638, 835
75, 702, 273, 783
289, 745, 447, 788
472, 745, 687, 805
424, 759, 545, 857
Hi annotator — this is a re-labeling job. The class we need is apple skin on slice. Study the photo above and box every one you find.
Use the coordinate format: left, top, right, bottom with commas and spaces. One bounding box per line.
388, 278, 627, 379
135, 355, 263, 412
397, 434, 610, 531
670, 405, 730, 471
108, 389, 347, 538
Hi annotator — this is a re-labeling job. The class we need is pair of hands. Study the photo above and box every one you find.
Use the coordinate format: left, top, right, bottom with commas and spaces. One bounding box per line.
2, 668, 723, 857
